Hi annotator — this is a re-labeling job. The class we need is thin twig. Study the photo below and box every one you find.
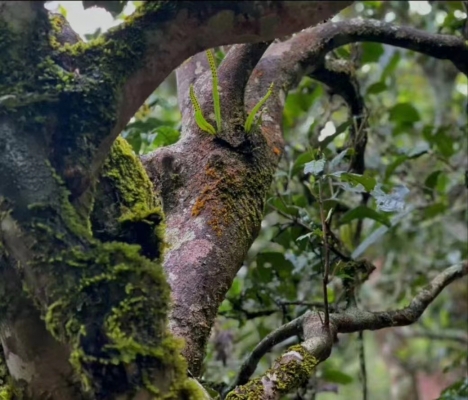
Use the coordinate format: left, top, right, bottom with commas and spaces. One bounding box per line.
358, 331, 368, 400
318, 179, 331, 328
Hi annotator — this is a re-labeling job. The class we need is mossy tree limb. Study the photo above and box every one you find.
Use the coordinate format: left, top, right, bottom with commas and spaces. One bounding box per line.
0, 6, 197, 394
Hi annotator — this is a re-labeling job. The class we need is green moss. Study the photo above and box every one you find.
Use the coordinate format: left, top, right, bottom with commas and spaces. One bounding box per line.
0, 386, 13, 400
91, 137, 166, 259
273, 345, 319, 391
226, 345, 319, 399
0, 346, 10, 400
0, 5, 207, 398
181, 378, 211, 400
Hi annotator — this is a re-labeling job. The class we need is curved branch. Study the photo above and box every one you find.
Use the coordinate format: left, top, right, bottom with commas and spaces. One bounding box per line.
78, 1, 353, 182
245, 18, 468, 140
310, 59, 367, 173
228, 314, 307, 391
228, 262, 467, 399
217, 42, 272, 118
334, 262, 468, 333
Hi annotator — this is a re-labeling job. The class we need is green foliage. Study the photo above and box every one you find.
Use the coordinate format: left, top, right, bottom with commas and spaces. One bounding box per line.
206, 49, 222, 132
244, 83, 274, 133
438, 378, 468, 400
190, 84, 216, 135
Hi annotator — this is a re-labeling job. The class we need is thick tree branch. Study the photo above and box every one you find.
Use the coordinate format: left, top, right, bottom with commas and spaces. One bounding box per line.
138, 3, 353, 376
227, 262, 467, 399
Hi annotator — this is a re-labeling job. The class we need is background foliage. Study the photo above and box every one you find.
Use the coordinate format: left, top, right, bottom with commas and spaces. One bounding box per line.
54, 1, 468, 398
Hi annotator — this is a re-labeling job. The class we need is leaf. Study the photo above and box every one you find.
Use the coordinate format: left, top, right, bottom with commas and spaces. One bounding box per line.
421, 203, 447, 219
329, 149, 349, 171
438, 378, 468, 400
202, 385, 221, 399
425, 126, 455, 159
318, 121, 351, 149
229, 277, 243, 297
58, 4, 68, 17
245, 83, 274, 132
335, 46, 351, 59
292, 150, 320, 175
423, 170, 442, 198
384, 144, 429, 181
352, 206, 415, 259
333, 172, 377, 192
189, 85, 216, 134
340, 205, 391, 227
296, 232, 314, 242
361, 42, 384, 64
389, 103, 420, 124
366, 81, 387, 95
257, 252, 294, 279
206, 50, 221, 132
268, 197, 299, 217
304, 158, 326, 176
381, 51, 401, 81
322, 368, 353, 385
384, 155, 408, 181
406, 142, 430, 158
150, 126, 180, 149
371, 184, 410, 213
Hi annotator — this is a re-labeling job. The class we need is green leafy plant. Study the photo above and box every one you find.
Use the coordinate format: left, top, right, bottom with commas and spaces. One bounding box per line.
189, 84, 216, 135
206, 49, 221, 132
190, 50, 274, 135
244, 82, 274, 133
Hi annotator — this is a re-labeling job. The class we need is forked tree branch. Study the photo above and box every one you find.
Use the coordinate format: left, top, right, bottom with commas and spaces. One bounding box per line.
75, 1, 353, 181
227, 262, 468, 399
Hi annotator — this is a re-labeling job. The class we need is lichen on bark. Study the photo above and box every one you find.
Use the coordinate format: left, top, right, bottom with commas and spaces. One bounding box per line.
226, 345, 319, 399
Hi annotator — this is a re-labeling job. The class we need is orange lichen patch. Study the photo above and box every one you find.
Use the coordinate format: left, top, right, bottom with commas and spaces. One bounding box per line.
273, 147, 281, 156
191, 162, 247, 237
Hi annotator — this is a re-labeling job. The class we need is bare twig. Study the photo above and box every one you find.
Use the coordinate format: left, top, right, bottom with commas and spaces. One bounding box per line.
358, 331, 368, 400
318, 179, 331, 328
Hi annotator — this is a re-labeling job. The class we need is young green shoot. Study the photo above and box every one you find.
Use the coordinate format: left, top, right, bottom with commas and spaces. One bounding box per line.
244, 82, 274, 133
206, 49, 221, 133
189, 84, 216, 135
